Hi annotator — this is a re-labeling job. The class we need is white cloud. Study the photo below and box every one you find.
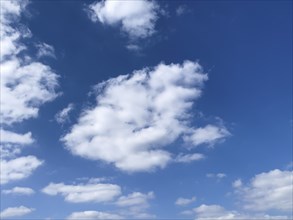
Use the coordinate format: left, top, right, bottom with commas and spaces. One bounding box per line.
0, 206, 34, 218
175, 196, 196, 206
232, 179, 242, 188
175, 153, 205, 163
0, 129, 34, 145
234, 169, 293, 212
193, 204, 291, 220
206, 173, 227, 179
55, 103, 74, 124
116, 191, 155, 218
176, 5, 187, 16
67, 211, 122, 220
88, 0, 160, 39
0, 129, 34, 158
0, 156, 43, 184
2, 186, 35, 195
63, 61, 228, 172
36, 43, 56, 58
42, 181, 121, 203
0, 0, 59, 186
116, 191, 154, 208
184, 124, 230, 147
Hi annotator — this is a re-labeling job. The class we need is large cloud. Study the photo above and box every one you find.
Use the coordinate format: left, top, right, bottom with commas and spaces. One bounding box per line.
62, 61, 229, 172
0, 0, 59, 184
233, 169, 293, 212
42, 181, 121, 203
88, 0, 160, 39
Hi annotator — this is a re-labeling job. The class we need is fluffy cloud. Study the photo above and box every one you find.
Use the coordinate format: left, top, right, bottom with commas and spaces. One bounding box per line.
234, 169, 293, 212
55, 103, 74, 124
2, 187, 35, 195
175, 153, 205, 163
67, 211, 122, 220
0, 206, 34, 218
0, 156, 43, 184
42, 181, 121, 203
175, 196, 196, 206
88, 0, 160, 39
62, 61, 229, 172
0, 0, 59, 185
183, 125, 230, 147
0, 129, 34, 158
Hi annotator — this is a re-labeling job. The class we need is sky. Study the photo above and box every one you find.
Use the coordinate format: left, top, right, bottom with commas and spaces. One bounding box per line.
0, 0, 292, 219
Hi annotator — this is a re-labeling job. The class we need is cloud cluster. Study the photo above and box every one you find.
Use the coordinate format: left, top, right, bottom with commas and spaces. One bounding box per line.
88, 0, 160, 39
42, 181, 121, 203
0, 206, 34, 218
63, 61, 229, 172
0, 0, 59, 184
234, 169, 293, 212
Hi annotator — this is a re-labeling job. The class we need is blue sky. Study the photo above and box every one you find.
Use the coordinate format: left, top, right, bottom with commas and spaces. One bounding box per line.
0, 0, 292, 219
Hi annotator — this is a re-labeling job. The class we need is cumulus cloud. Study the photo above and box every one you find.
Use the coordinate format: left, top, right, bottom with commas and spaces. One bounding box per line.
55, 103, 74, 125
2, 187, 35, 195
175, 153, 205, 163
67, 211, 122, 220
0, 0, 59, 185
184, 124, 230, 147
0, 156, 43, 184
42, 181, 121, 203
0, 206, 34, 218
234, 169, 293, 212
88, 0, 160, 39
175, 196, 196, 206
62, 61, 229, 172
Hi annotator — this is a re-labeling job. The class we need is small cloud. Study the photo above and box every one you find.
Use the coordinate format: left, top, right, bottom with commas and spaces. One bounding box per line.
176, 5, 187, 16
175, 196, 196, 206
232, 179, 242, 188
175, 153, 205, 163
2, 187, 35, 196
55, 103, 74, 125
206, 173, 227, 180
0, 206, 34, 218
36, 43, 56, 58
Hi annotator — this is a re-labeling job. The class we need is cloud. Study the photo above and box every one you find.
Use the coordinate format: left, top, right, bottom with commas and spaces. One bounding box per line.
88, 0, 160, 39
0, 0, 59, 186
206, 173, 227, 179
175, 196, 196, 206
55, 103, 74, 125
0, 156, 43, 184
234, 169, 293, 212
67, 211, 122, 220
193, 204, 291, 220
0, 129, 34, 145
184, 125, 230, 147
175, 153, 205, 163
176, 5, 188, 16
42, 181, 121, 203
116, 191, 155, 219
36, 43, 56, 58
2, 187, 35, 195
0, 206, 34, 218
1, 0, 59, 125
63, 61, 228, 172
